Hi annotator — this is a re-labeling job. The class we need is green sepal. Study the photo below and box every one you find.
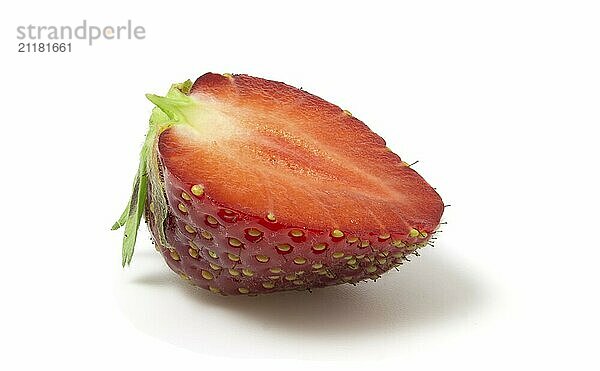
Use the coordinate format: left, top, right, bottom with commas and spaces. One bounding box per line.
121, 161, 148, 266
113, 80, 193, 266
111, 202, 129, 230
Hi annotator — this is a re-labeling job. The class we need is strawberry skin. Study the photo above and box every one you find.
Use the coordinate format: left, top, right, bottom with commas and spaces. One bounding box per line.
115, 73, 444, 295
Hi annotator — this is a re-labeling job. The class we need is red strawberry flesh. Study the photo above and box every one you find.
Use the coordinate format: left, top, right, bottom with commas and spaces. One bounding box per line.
160, 73, 443, 233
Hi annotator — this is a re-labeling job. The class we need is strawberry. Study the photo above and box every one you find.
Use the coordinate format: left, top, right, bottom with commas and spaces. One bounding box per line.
113, 73, 444, 295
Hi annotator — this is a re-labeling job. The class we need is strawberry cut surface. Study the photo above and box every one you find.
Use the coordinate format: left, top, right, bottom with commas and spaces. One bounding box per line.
114, 73, 444, 296
161, 73, 442, 232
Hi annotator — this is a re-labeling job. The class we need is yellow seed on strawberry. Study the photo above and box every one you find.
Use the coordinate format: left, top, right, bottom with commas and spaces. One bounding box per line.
201, 230, 213, 240
169, 249, 180, 261
378, 233, 390, 240
201, 270, 214, 280
191, 184, 204, 196
255, 255, 270, 263
262, 282, 275, 289
331, 229, 344, 238
392, 240, 405, 248
276, 244, 291, 253
293, 257, 307, 265
312, 243, 327, 252
228, 237, 242, 247
289, 229, 304, 237
247, 228, 262, 237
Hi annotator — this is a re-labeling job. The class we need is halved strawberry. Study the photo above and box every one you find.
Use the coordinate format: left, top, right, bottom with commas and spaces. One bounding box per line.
114, 73, 444, 295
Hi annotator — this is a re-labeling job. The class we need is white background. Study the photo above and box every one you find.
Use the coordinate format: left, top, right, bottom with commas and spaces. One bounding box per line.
1, 1, 599, 369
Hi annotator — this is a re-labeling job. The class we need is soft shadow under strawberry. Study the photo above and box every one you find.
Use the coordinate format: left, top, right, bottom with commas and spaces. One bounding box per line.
116, 246, 486, 359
